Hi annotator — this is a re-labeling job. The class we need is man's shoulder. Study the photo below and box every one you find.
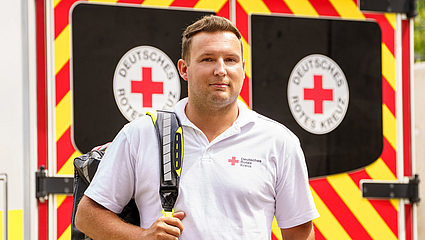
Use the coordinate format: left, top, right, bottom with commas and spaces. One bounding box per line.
249, 111, 299, 141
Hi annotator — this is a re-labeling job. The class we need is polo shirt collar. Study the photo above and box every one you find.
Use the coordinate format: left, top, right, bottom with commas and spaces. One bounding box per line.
173, 98, 255, 130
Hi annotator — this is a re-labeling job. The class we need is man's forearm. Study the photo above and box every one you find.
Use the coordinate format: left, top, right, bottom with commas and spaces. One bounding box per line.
75, 195, 144, 240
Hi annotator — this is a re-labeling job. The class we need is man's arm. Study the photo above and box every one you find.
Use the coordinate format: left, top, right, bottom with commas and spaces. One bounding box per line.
281, 221, 315, 240
75, 195, 184, 240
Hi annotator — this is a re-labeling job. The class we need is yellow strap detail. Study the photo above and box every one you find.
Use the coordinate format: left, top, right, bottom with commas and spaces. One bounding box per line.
162, 209, 174, 217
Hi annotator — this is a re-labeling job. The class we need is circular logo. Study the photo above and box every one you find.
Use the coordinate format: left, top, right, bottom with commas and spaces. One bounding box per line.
287, 54, 349, 135
113, 46, 180, 121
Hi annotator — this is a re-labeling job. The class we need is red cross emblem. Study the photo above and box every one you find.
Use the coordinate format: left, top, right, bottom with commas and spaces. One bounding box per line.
228, 157, 239, 166
304, 75, 333, 114
131, 67, 163, 108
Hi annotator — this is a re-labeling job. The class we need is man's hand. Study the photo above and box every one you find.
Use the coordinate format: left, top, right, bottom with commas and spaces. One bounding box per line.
75, 196, 185, 240
281, 221, 315, 240
141, 212, 185, 240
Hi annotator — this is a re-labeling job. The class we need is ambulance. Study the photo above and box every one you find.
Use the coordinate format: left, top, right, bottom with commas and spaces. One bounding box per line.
1, 0, 420, 239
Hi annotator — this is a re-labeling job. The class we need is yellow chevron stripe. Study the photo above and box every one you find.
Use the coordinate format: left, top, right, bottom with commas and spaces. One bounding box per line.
142, 0, 173, 7
382, 43, 396, 90
56, 195, 67, 209
55, 24, 70, 75
58, 150, 82, 175
54, 0, 62, 8
383, 104, 397, 151
58, 225, 71, 240
56, 91, 72, 142
237, 0, 271, 14
194, 0, 227, 12
365, 158, 399, 210
88, 0, 118, 2
310, 186, 351, 240
329, 0, 365, 20
242, 37, 251, 79
283, 0, 318, 17
8, 209, 23, 240
327, 174, 397, 240
272, 217, 283, 240
385, 13, 396, 30
366, 158, 397, 181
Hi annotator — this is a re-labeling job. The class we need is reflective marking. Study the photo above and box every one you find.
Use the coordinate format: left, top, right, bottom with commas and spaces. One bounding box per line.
271, 217, 283, 239
385, 13, 396, 30
383, 104, 397, 151
142, 0, 174, 7
58, 225, 71, 240
242, 37, 250, 78
283, 0, 318, 16
382, 43, 396, 90
237, 0, 270, 14
329, 0, 365, 20
327, 174, 397, 240
58, 150, 81, 175
310, 186, 352, 240
56, 91, 71, 142
194, 0, 228, 12
54, 25, 70, 75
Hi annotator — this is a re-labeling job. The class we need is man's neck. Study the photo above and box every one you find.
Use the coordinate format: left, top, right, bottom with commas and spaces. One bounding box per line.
185, 100, 239, 142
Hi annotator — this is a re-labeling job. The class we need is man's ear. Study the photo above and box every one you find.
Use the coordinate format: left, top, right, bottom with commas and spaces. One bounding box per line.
178, 59, 188, 81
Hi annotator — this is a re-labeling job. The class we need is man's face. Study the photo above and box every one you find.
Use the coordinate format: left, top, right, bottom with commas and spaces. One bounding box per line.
178, 31, 245, 110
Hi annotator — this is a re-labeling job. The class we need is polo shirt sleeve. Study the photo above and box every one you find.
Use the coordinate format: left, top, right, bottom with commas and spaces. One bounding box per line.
84, 125, 135, 214
274, 140, 320, 229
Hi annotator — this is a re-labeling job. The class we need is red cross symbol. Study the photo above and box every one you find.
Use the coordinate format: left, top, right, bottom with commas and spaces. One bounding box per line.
228, 157, 239, 166
131, 67, 163, 108
304, 75, 333, 114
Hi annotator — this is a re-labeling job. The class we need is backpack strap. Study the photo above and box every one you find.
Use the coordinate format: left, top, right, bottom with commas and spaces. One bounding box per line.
147, 110, 183, 217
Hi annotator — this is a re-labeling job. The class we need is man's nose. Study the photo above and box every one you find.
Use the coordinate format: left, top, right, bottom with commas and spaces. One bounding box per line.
214, 59, 227, 76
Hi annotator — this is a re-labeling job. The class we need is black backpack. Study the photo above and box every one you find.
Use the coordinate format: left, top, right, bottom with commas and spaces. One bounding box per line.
71, 110, 183, 239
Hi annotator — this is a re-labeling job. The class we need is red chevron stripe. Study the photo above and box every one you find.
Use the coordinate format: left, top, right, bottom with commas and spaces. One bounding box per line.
383, 76, 396, 116
57, 196, 73, 238
171, 0, 199, 8
56, 60, 70, 105
364, 13, 395, 56
236, 1, 249, 43
262, 0, 292, 14
381, 137, 397, 176
314, 224, 326, 240
54, 0, 85, 39
310, 0, 340, 17
310, 178, 373, 240
56, 127, 75, 172
349, 170, 398, 237
217, 1, 230, 19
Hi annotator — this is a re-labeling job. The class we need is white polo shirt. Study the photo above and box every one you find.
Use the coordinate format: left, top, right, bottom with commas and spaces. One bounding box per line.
85, 98, 319, 240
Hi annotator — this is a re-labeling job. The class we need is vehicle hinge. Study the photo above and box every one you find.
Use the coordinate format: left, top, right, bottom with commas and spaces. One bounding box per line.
361, 174, 420, 204
36, 166, 73, 202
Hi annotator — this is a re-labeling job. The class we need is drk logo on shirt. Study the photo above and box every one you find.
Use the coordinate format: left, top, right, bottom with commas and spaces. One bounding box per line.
228, 156, 262, 168
113, 46, 180, 121
287, 54, 349, 135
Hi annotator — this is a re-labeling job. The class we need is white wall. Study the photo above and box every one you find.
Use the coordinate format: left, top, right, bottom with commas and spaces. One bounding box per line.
0, 0, 36, 239
414, 62, 425, 240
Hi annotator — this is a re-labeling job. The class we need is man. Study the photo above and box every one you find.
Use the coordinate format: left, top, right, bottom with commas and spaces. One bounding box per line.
75, 15, 319, 239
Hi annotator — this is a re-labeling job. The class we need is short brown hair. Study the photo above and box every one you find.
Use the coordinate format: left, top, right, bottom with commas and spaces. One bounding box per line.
181, 15, 242, 64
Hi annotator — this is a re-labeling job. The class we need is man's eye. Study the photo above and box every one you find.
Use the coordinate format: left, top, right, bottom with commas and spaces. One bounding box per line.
202, 58, 212, 62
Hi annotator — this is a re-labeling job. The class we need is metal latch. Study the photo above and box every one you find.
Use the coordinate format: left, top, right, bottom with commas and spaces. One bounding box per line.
361, 174, 420, 204
36, 166, 73, 202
